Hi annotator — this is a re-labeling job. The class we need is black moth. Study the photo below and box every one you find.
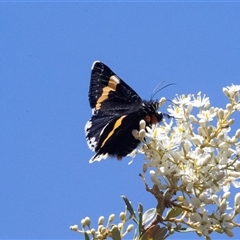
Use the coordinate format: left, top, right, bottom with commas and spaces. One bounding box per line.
85, 61, 167, 163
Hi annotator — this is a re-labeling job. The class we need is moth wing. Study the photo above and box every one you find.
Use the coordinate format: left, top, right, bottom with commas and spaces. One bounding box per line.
89, 110, 145, 163
89, 61, 142, 115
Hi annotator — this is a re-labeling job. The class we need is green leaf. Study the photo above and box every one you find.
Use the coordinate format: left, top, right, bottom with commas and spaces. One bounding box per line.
140, 225, 167, 240
152, 226, 168, 240
156, 199, 165, 215
142, 208, 156, 225
111, 226, 122, 240
138, 203, 143, 214
121, 195, 137, 219
84, 232, 90, 240
176, 227, 196, 233
165, 207, 183, 219
138, 204, 143, 236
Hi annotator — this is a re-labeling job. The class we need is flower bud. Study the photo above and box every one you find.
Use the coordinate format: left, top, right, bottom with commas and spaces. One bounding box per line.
211, 194, 218, 203
108, 214, 115, 222
177, 196, 184, 202
191, 136, 202, 145
139, 129, 146, 138
100, 226, 107, 235
187, 103, 193, 114
227, 118, 234, 126
204, 102, 210, 109
222, 192, 230, 200
198, 127, 203, 136
169, 228, 175, 235
139, 120, 146, 129
235, 205, 240, 214
151, 175, 161, 185
176, 223, 182, 230
159, 97, 166, 106
81, 219, 86, 227
234, 192, 240, 206
235, 162, 240, 172
98, 216, 104, 225
225, 222, 234, 229
217, 109, 224, 119
183, 141, 191, 152
207, 125, 213, 133
229, 171, 240, 178
219, 199, 227, 214
224, 109, 228, 118
218, 142, 229, 149
132, 129, 139, 139
98, 225, 103, 232
235, 129, 240, 138
127, 224, 134, 232
118, 222, 123, 229
91, 228, 96, 235
210, 139, 218, 146
189, 115, 198, 124
226, 103, 232, 112
85, 217, 91, 227
236, 103, 240, 111
216, 171, 225, 181
202, 154, 211, 165
199, 120, 207, 127
119, 212, 126, 221
190, 197, 201, 208
224, 228, 234, 237
223, 87, 230, 98
70, 225, 78, 231
191, 212, 201, 222
217, 132, 224, 140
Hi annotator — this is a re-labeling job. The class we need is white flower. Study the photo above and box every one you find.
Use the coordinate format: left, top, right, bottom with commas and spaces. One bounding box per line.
191, 211, 211, 236
222, 175, 240, 192
197, 109, 216, 123
137, 87, 240, 238
172, 94, 192, 106
213, 212, 232, 230
192, 92, 210, 108
224, 84, 240, 98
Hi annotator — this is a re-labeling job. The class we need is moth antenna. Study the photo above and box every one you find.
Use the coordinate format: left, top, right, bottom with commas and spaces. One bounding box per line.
151, 81, 166, 100
151, 82, 176, 100
165, 98, 176, 106
162, 113, 174, 119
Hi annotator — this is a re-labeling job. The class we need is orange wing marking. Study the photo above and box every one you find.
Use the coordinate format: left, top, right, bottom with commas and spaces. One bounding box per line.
95, 76, 119, 110
101, 115, 126, 148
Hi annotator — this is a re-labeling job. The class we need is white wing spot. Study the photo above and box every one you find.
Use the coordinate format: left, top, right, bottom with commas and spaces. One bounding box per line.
89, 153, 109, 163
85, 120, 92, 134
110, 75, 120, 84
86, 137, 97, 151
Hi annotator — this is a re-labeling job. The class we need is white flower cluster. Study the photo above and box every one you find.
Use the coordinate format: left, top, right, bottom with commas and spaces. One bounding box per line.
136, 84, 240, 238
70, 212, 134, 239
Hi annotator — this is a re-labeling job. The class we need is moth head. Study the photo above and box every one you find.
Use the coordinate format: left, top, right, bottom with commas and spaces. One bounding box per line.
142, 100, 163, 125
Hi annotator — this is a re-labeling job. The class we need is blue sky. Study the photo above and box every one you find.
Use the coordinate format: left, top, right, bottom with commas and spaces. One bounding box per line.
1, 2, 240, 239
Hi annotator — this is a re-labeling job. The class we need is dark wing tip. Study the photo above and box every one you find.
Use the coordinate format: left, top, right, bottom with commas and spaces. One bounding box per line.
91, 60, 102, 70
